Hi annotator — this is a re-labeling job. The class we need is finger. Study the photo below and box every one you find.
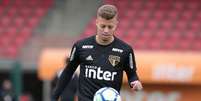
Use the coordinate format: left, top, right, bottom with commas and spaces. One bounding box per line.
131, 83, 138, 91
134, 83, 143, 91
136, 83, 143, 91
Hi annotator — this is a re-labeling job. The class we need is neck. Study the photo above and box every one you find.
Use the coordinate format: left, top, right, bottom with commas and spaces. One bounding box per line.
95, 35, 114, 45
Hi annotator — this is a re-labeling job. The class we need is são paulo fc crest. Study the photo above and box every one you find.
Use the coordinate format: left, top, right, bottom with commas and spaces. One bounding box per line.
108, 55, 120, 67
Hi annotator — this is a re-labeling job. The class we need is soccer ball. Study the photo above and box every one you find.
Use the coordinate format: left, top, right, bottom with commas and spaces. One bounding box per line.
93, 87, 121, 101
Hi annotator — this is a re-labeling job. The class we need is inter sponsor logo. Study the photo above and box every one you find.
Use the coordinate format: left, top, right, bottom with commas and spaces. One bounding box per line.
112, 48, 123, 53
82, 45, 94, 49
85, 65, 117, 81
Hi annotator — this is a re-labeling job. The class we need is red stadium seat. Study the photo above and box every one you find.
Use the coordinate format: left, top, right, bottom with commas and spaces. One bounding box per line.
187, 2, 200, 10
18, 8, 32, 18
167, 10, 179, 20
0, 16, 11, 27
81, 0, 201, 51
178, 39, 191, 50
148, 38, 161, 49
137, 10, 151, 20
162, 39, 176, 50
27, 17, 40, 28
0, 0, 53, 58
192, 40, 201, 50
34, 8, 46, 17
131, 20, 145, 29
152, 10, 165, 20
180, 10, 193, 21
140, 30, 153, 39
188, 21, 200, 31
158, 2, 170, 10
173, 1, 184, 11
130, 1, 143, 9
0, 7, 4, 16
14, 17, 25, 27
146, 19, 159, 30
1, 0, 10, 6
7, 7, 17, 17
160, 19, 173, 30
144, 2, 156, 10
175, 20, 188, 30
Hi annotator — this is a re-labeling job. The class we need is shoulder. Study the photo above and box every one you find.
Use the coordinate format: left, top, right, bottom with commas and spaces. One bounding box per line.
115, 37, 133, 51
74, 35, 95, 47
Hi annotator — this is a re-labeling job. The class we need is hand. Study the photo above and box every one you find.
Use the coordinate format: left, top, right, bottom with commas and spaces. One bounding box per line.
130, 80, 143, 91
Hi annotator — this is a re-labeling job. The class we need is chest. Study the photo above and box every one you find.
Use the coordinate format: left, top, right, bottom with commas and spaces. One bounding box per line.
79, 46, 125, 68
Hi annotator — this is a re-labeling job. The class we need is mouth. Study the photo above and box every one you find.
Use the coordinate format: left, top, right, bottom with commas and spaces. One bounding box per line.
101, 33, 110, 36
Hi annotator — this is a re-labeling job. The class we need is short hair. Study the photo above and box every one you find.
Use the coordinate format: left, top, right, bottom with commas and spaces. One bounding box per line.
97, 4, 118, 20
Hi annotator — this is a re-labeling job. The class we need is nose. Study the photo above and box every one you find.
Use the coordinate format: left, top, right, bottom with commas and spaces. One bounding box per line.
103, 27, 109, 33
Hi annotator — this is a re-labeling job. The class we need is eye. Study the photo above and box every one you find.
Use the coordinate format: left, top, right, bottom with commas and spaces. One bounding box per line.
100, 25, 106, 29
108, 25, 113, 29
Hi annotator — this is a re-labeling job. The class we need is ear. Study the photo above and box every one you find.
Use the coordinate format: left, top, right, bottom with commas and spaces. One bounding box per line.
95, 18, 98, 26
115, 17, 119, 24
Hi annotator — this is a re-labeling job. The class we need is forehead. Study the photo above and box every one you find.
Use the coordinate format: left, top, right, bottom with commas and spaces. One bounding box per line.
97, 17, 117, 25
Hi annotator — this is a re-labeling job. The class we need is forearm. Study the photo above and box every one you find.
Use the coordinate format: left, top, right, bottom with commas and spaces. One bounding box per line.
128, 71, 139, 83
52, 65, 76, 100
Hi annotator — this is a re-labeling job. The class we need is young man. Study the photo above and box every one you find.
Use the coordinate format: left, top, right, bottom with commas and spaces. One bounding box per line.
52, 4, 143, 101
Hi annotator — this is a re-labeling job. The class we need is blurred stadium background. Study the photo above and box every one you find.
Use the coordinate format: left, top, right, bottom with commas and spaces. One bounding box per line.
0, 0, 201, 101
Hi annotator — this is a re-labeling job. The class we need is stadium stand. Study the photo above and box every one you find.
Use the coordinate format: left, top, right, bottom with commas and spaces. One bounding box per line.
82, 0, 201, 51
0, 0, 53, 58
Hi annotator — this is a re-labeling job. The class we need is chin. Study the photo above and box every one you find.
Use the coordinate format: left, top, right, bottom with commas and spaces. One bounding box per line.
102, 38, 109, 42
101, 35, 111, 41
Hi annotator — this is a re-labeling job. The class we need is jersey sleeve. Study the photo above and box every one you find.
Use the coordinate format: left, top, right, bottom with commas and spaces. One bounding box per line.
51, 43, 80, 100
123, 47, 139, 87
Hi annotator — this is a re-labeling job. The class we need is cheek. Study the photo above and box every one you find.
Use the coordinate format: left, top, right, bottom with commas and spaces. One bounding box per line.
97, 28, 102, 33
110, 28, 116, 33
113, 26, 117, 30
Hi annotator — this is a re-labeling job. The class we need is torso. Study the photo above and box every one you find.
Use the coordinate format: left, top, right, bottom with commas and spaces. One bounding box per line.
76, 35, 131, 101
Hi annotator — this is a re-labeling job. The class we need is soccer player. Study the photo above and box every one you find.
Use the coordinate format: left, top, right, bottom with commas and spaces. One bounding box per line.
52, 4, 143, 101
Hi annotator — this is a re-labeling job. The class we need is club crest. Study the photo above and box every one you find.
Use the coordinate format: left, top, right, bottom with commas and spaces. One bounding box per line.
108, 55, 120, 67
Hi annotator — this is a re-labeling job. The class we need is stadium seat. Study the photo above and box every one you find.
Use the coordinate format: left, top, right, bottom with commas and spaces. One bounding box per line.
0, 0, 53, 58
81, 0, 201, 51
